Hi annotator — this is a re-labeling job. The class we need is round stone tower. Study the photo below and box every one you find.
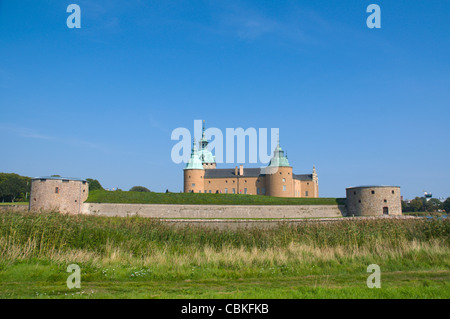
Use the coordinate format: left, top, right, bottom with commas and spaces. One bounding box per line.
346, 186, 402, 216
265, 141, 293, 197
183, 140, 205, 193
29, 176, 89, 214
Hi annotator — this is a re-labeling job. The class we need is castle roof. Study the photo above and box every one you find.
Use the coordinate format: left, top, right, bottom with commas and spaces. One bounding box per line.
32, 176, 87, 182
184, 140, 204, 170
198, 121, 216, 164
293, 174, 313, 181
204, 168, 264, 178
268, 141, 290, 167
346, 185, 400, 189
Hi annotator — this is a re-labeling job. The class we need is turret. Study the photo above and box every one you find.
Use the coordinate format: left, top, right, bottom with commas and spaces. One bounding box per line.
183, 139, 205, 193
265, 140, 293, 197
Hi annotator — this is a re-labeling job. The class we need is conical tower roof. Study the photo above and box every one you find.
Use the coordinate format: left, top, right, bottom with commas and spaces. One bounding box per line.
268, 139, 290, 167
184, 139, 204, 170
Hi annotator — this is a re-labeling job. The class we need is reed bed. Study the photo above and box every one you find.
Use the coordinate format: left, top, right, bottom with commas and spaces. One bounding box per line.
0, 211, 448, 275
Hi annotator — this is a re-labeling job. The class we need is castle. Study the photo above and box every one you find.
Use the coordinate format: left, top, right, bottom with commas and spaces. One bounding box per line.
25, 125, 402, 217
183, 124, 319, 198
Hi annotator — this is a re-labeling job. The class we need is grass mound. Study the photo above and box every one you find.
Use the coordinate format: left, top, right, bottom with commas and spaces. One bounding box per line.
86, 190, 346, 205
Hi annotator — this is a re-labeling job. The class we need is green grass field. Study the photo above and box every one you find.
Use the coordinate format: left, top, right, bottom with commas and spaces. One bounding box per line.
0, 202, 28, 206
87, 190, 346, 206
0, 211, 448, 299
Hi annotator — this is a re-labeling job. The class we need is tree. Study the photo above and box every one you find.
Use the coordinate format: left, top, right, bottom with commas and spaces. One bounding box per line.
401, 200, 410, 212
424, 198, 443, 212
129, 186, 151, 192
443, 198, 450, 214
86, 178, 104, 191
0, 173, 30, 202
409, 197, 424, 212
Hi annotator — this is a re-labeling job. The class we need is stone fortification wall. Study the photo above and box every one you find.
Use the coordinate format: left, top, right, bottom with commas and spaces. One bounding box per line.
82, 203, 346, 219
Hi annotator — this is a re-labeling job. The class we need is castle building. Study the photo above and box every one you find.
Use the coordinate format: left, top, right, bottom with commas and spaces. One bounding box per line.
183, 124, 319, 198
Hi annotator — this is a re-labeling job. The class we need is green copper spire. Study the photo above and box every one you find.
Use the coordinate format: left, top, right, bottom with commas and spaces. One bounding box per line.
198, 120, 216, 165
184, 139, 204, 170
268, 139, 290, 167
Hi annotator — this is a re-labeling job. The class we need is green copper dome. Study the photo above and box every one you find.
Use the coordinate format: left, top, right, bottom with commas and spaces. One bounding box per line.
184, 140, 204, 170
268, 141, 290, 167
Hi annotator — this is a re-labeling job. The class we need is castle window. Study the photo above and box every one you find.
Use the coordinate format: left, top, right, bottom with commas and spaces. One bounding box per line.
283, 186, 286, 191
209, 181, 211, 184
225, 188, 228, 193
83, 190, 85, 193
209, 190, 211, 193
384, 199, 387, 203
245, 180, 247, 183
282, 178, 286, 182
244, 188, 247, 194
188, 176, 191, 179
226, 180, 228, 183
305, 191, 309, 197
359, 200, 361, 203
262, 188, 266, 194
82, 181, 86, 185
233, 180, 235, 183
307, 182, 309, 185
257, 188, 260, 194
354, 191, 356, 195
232, 188, 235, 194
75, 200, 77, 202
55, 187, 59, 194
200, 176, 203, 179
371, 190, 375, 194
199, 190, 202, 193
280, 172, 282, 175
192, 183, 195, 187
392, 190, 395, 194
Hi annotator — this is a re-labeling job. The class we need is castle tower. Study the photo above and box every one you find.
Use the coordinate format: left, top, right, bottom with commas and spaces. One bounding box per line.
29, 176, 89, 214
265, 140, 293, 197
198, 120, 216, 169
183, 139, 205, 193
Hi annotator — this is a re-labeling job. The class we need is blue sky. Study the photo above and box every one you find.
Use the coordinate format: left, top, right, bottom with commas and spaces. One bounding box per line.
0, 0, 449, 199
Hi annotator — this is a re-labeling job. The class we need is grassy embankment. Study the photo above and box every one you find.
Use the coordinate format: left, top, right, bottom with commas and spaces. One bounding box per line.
0, 211, 448, 298
86, 190, 346, 205
0, 202, 28, 206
